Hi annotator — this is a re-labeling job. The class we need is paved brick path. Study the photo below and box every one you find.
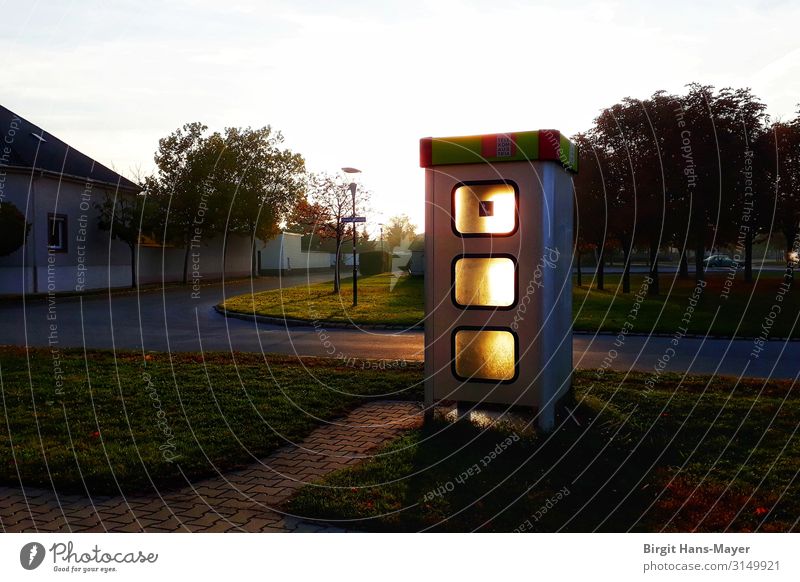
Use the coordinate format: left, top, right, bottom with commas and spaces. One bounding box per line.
0, 401, 422, 533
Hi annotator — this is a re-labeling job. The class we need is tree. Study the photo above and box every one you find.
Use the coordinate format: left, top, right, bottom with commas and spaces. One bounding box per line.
292, 172, 371, 293
592, 99, 651, 294
385, 214, 417, 251
680, 83, 727, 284
215, 126, 305, 277
144, 122, 304, 283
576, 83, 772, 291
573, 133, 610, 290
761, 118, 800, 279
703, 87, 767, 282
95, 192, 150, 288
0, 202, 30, 257
145, 122, 222, 285
286, 197, 331, 238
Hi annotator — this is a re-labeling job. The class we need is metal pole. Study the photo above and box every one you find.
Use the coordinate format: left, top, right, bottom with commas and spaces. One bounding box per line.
350, 182, 358, 306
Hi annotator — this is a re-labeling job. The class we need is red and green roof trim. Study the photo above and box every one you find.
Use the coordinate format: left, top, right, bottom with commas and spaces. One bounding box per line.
420, 130, 578, 173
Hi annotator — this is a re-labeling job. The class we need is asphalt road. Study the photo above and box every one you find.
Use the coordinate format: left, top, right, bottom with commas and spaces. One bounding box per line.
0, 274, 797, 380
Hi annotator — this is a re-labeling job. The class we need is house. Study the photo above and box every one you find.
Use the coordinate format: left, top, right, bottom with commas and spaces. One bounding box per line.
408, 236, 424, 276
0, 105, 258, 294
0, 104, 141, 294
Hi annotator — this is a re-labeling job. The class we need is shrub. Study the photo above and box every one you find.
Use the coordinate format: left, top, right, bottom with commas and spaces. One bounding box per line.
359, 250, 391, 275
0, 202, 30, 257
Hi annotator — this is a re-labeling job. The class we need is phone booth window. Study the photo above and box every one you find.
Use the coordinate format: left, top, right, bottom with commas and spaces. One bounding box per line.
453, 329, 517, 382
452, 182, 517, 235
453, 256, 516, 308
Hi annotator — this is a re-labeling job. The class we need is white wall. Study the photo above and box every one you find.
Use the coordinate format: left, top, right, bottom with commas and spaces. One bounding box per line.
137, 246, 185, 285
138, 235, 253, 285
260, 232, 331, 272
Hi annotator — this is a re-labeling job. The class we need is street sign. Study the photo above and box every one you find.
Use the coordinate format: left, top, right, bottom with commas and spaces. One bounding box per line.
341, 216, 366, 223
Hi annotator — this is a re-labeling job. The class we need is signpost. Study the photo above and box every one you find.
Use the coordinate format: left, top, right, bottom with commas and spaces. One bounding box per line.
340, 214, 367, 305
341, 169, 362, 306
420, 129, 578, 431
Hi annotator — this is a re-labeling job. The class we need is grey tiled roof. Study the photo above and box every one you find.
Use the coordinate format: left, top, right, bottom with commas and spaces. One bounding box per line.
0, 104, 140, 192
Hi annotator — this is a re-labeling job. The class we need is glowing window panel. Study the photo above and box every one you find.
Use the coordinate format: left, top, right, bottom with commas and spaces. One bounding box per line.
453, 182, 517, 235
454, 329, 517, 382
454, 257, 516, 307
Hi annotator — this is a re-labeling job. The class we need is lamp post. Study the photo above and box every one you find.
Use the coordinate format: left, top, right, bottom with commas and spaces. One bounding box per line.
342, 167, 361, 306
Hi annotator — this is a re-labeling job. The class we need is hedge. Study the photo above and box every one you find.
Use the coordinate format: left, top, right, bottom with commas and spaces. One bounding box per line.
359, 251, 391, 275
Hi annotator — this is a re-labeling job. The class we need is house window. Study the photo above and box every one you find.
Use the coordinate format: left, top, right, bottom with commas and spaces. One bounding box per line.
47, 213, 68, 252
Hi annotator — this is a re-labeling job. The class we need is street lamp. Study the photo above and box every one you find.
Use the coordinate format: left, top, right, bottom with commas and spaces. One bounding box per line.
342, 167, 361, 306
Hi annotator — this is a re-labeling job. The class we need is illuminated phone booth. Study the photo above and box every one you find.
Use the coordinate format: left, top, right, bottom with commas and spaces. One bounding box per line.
420, 130, 578, 431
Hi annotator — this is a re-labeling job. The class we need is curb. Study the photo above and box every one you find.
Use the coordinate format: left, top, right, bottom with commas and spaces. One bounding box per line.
214, 305, 424, 331
572, 330, 800, 342
215, 306, 799, 342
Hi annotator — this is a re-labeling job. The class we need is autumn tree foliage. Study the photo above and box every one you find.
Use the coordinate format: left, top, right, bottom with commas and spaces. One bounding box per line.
574, 84, 782, 294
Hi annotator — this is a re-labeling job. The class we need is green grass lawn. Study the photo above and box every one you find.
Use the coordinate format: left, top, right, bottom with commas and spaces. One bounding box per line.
0, 347, 422, 495
221, 273, 424, 327
222, 270, 800, 338
574, 271, 800, 338
3, 345, 797, 531
289, 370, 800, 532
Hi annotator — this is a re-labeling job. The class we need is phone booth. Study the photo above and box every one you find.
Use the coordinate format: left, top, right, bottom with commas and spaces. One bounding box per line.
420, 130, 578, 431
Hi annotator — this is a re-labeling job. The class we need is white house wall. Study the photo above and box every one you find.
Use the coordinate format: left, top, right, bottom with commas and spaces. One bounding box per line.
0, 172, 131, 293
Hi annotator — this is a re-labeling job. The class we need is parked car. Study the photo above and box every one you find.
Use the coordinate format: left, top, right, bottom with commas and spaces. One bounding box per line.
703, 254, 741, 269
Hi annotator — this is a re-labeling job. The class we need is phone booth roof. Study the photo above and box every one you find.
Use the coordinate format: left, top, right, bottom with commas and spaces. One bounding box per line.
420, 129, 578, 174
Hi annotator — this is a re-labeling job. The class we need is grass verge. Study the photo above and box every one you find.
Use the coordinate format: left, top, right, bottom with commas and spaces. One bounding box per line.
222, 271, 800, 338
221, 272, 423, 327
573, 272, 800, 338
289, 370, 800, 532
0, 347, 422, 495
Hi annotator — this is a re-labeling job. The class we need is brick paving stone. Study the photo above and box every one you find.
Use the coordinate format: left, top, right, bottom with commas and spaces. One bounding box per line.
202, 521, 239, 533
109, 522, 145, 533
184, 513, 226, 528
143, 517, 186, 532
174, 504, 216, 519
5, 521, 37, 533
99, 514, 138, 527
67, 517, 103, 529
0, 401, 421, 533
95, 502, 135, 516
243, 519, 286, 532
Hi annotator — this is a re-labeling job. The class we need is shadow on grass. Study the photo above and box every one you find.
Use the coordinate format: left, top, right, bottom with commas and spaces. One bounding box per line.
289, 372, 800, 532
0, 348, 424, 496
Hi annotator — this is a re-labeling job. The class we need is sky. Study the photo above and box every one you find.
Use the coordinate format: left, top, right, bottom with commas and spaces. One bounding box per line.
1, 0, 799, 236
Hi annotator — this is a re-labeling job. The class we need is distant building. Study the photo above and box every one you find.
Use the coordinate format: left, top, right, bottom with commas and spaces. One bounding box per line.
408, 236, 424, 276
